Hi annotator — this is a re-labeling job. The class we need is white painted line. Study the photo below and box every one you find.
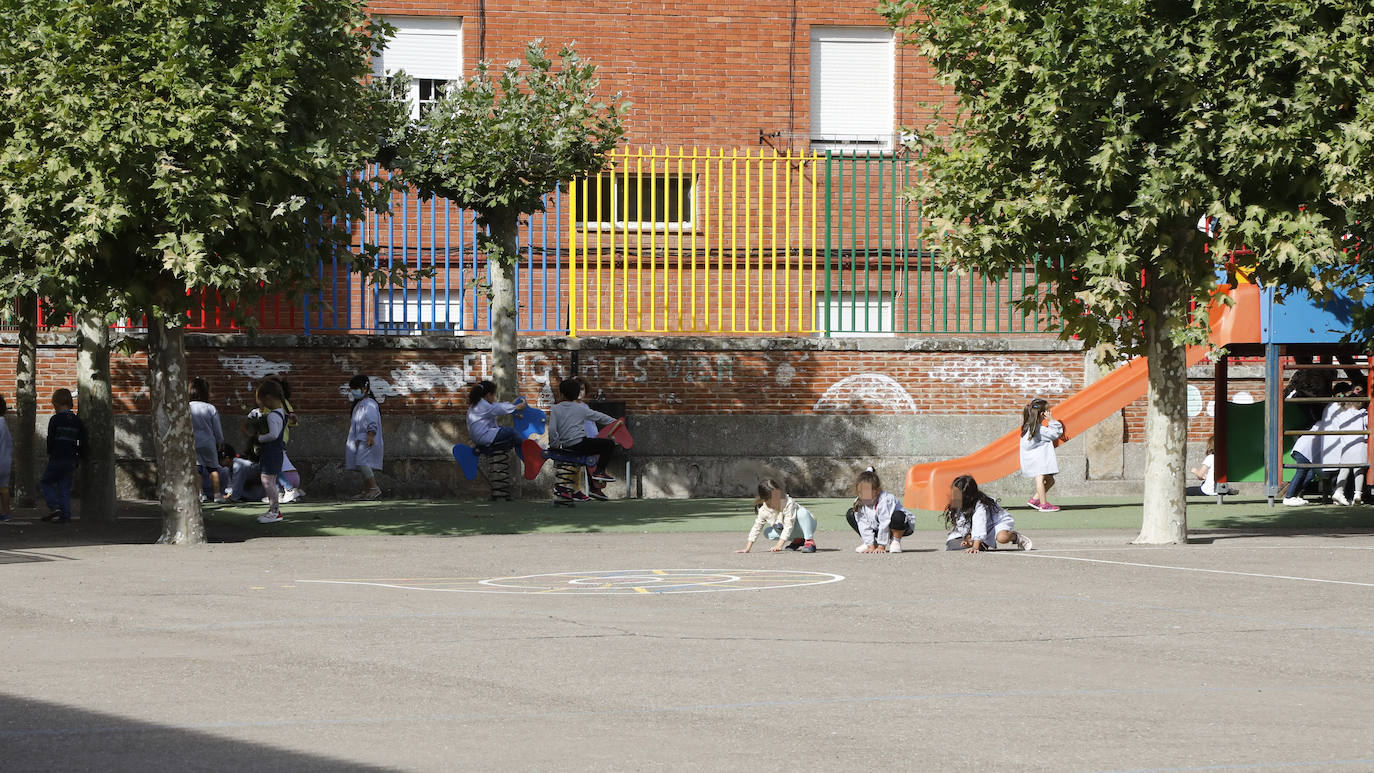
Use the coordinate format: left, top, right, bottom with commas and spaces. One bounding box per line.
299, 569, 846, 595
1024, 553, 1374, 588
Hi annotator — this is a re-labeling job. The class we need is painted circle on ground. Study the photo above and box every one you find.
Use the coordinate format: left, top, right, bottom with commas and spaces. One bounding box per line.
301, 569, 845, 595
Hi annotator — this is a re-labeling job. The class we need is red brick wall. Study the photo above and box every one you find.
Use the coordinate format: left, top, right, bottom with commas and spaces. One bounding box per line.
4, 337, 1271, 449
365, 0, 949, 149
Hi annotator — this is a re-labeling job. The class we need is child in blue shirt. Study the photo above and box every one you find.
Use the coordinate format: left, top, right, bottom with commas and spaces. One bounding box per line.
40, 389, 85, 523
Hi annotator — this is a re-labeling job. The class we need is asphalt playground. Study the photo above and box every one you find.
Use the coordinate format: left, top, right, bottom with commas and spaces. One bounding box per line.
2, 498, 1372, 772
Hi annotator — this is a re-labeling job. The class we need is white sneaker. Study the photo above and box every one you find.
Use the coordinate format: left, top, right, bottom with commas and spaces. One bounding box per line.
1282, 496, 1307, 507
855, 543, 869, 553
1333, 490, 1351, 506
280, 489, 301, 504
888, 539, 903, 554
257, 511, 283, 524
1016, 533, 1033, 551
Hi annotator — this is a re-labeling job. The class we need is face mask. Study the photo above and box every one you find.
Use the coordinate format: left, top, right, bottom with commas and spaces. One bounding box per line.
349, 389, 364, 401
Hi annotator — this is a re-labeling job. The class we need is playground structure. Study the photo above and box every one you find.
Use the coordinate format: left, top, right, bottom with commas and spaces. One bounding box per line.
903, 280, 1373, 512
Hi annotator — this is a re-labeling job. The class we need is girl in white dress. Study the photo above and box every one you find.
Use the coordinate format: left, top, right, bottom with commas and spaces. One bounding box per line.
1019, 398, 1064, 512
942, 474, 1032, 552
345, 374, 384, 501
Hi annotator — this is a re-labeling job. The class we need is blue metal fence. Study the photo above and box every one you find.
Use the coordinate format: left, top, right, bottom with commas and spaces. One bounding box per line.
302, 166, 567, 335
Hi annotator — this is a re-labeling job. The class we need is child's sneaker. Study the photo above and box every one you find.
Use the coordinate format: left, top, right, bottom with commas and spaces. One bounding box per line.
590, 471, 616, 482
799, 540, 816, 553
855, 543, 869, 553
785, 538, 805, 551
570, 491, 592, 502
888, 539, 903, 553
1282, 496, 1307, 506
586, 488, 608, 501
1039, 503, 1061, 512
554, 485, 575, 500
1333, 490, 1352, 506
1027, 498, 1042, 510
1015, 533, 1033, 550
41, 510, 64, 523
257, 511, 284, 524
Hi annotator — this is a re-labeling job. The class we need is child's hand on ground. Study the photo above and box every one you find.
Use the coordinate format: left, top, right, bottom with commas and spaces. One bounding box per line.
769, 544, 784, 552
733, 548, 750, 554
965, 540, 985, 554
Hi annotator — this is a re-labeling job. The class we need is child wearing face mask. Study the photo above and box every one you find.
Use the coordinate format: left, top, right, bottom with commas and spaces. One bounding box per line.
345, 374, 383, 501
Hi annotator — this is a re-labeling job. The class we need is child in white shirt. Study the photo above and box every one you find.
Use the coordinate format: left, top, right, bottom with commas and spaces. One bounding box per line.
1019, 398, 1064, 512
736, 478, 818, 553
1191, 435, 1237, 497
942, 474, 1032, 552
845, 467, 915, 554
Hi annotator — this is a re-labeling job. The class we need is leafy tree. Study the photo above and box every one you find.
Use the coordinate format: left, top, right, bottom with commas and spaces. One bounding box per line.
0, 0, 408, 542
881, 0, 1374, 542
397, 42, 628, 399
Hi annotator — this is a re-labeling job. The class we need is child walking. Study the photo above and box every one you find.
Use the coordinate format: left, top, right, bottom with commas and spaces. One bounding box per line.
1020, 398, 1064, 512
40, 389, 86, 523
245, 380, 288, 524
736, 479, 818, 553
846, 467, 915, 553
942, 474, 1032, 552
345, 374, 383, 501
189, 377, 227, 503
0, 395, 13, 522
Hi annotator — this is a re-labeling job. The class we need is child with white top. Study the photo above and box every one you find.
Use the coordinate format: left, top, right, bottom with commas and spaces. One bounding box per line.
1191, 435, 1237, 497
1020, 398, 1064, 512
0, 394, 12, 522
466, 380, 525, 449
1330, 384, 1368, 506
189, 377, 227, 503
548, 378, 618, 501
845, 467, 915, 554
345, 374, 383, 501
736, 478, 818, 553
942, 474, 1032, 552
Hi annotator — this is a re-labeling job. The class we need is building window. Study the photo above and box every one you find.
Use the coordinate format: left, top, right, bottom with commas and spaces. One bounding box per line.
809, 27, 895, 151
815, 292, 895, 337
372, 16, 462, 120
572, 174, 696, 231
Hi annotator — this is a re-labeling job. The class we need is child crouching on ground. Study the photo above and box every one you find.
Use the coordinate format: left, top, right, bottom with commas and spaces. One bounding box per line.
736, 478, 818, 553
943, 474, 1032, 553
846, 467, 915, 554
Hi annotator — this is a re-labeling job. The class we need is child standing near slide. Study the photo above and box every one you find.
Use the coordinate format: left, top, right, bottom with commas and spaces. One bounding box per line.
846, 467, 915, 554
942, 474, 1032, 552
736, 479, 818, 553
1020, 398, 1063, 512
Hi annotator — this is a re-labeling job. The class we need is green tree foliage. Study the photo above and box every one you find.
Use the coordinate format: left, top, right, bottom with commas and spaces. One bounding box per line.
881, 0, 1374, 541
0, 0, 409, 542
397, 41, 627, 398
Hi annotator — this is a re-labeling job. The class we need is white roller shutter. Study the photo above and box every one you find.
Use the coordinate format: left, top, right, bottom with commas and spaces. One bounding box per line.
373, 16, 462, 80
810, 27, 894, 149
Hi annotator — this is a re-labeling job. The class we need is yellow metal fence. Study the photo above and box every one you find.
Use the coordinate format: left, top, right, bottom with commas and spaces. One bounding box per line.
568, 147, 824, 335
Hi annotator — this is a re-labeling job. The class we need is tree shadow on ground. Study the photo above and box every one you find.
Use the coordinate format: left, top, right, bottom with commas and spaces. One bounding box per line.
0, 693, 395, 772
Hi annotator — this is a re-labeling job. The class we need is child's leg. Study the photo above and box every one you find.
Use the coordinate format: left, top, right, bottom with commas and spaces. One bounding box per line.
57, 468, 74, 518
888, 510, 908, 540
280, 470, 301, 491
996, 529, 1014, 544
0, 485, 11, 516
795, 507, 817, 541
357, 465, 378, 493
40, 461, 60, 511
844, 508, 861, 535
1043, 474, 1056, 501
1034, 475, 1049, 503
260, 473, 280, 512
210, 469, 222, 499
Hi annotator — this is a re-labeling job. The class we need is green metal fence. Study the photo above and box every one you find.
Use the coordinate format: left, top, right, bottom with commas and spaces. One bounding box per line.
821, 151, 1054, 336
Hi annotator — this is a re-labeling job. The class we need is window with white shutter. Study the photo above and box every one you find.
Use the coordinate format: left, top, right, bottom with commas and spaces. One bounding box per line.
809, 27, 895, 151
372, 16, 463, 120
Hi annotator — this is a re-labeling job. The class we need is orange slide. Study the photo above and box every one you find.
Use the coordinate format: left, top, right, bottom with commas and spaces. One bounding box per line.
902, 284, 1262, 511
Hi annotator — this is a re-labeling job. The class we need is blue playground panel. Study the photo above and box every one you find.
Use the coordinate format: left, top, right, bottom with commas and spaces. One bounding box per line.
1261, 278, 1373, 344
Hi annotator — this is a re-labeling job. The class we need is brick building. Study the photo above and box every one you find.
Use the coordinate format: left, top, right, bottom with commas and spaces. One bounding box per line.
1, 1, 1235, 503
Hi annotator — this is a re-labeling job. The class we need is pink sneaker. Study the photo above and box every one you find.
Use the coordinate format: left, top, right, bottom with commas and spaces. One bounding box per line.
1039, 503, 1061, 512
1027, 498, 1042, 510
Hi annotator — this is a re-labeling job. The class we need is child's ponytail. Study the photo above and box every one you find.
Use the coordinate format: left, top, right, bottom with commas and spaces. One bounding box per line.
468, 380, 496, 407
1022, 398, 1049, 441
754, 478, 783, 512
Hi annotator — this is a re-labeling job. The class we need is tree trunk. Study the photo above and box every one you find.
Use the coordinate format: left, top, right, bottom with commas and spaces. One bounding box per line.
485, 210, 520, 401
147, 317, 205, 544
14, 293, 38, 508
1135, 278, 1189, 545
77, 311, 117, 523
